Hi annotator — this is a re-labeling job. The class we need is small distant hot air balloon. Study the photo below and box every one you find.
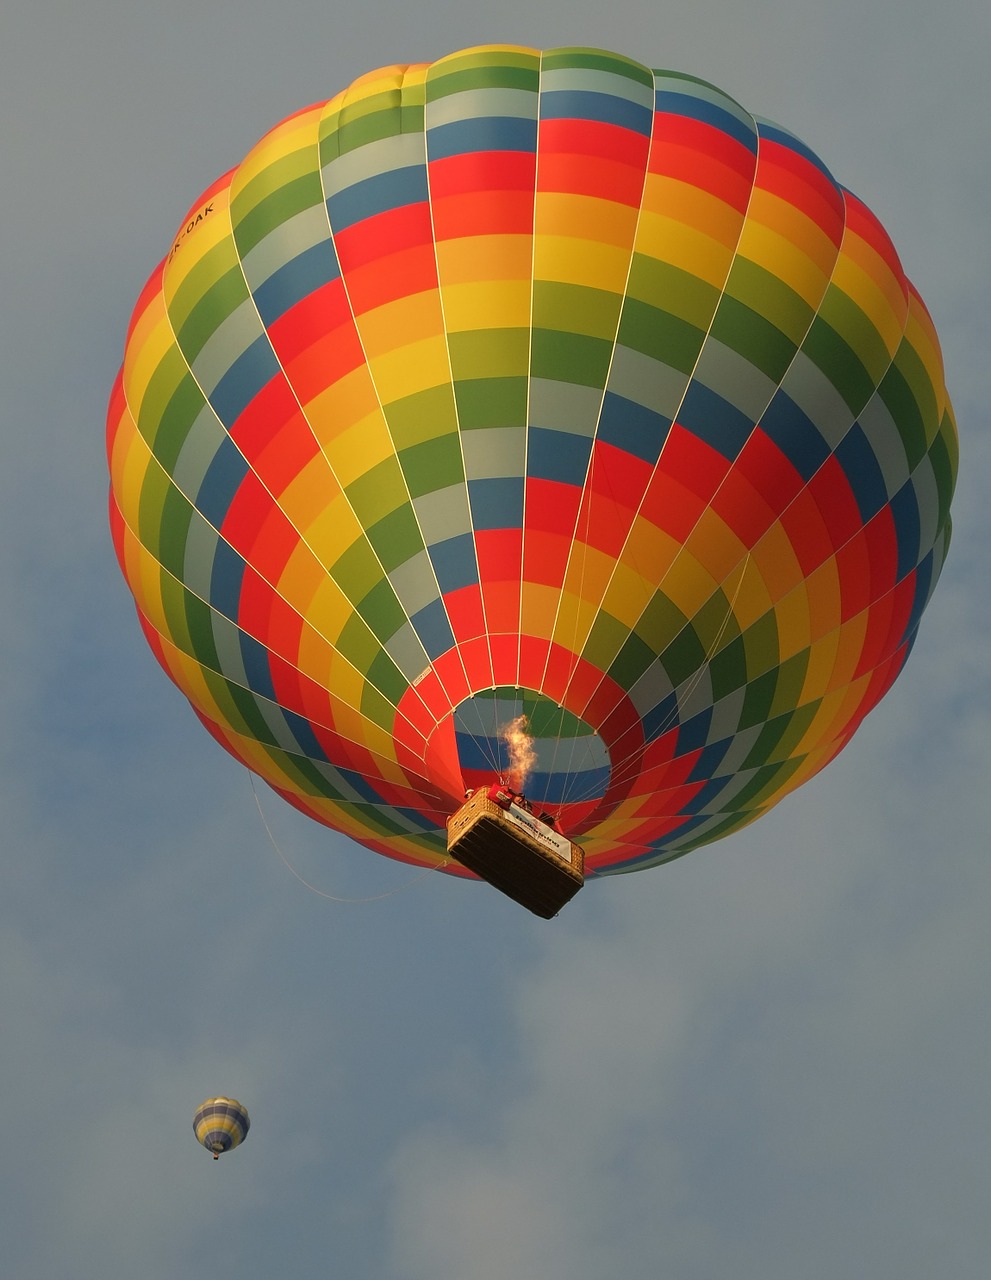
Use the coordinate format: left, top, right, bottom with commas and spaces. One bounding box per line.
193, 1097, 250, 1160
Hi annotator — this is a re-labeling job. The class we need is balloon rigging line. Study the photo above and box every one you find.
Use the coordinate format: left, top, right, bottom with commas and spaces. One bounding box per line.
555, 438, 636, 805
564, 550, 754, 809
600, 551, 752, 796
546, 423, 754, 809
547, 97, 658, 808
465, 694, 507, 780
540, 476, 597, 805
249, 774, 452, 903
457, 554, 754, 815
611, 552, 751, 793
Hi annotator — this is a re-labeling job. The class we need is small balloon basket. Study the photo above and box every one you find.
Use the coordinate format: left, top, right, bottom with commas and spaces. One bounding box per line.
447, 785, 584, 918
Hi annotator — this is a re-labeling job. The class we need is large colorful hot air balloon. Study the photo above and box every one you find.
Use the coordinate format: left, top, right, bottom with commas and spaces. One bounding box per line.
107, 45, 956, 898
193, 1097, 250, 1159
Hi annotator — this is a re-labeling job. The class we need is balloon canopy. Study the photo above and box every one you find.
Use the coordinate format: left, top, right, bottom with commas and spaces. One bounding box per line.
193, 1097, 250, 1159
108, 45, 957, 880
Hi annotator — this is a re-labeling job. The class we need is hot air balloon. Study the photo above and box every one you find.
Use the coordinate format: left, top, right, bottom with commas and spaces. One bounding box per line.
107, 45, 957, 915
193, 1096, 250, 1159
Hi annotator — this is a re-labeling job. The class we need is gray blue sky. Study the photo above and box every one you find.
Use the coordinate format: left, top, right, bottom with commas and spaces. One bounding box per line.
2, 2, 989, 1277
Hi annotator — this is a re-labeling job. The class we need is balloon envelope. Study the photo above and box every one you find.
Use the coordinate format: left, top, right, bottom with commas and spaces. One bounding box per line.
108, 45, 957, 878
193, 1097, 250, 1158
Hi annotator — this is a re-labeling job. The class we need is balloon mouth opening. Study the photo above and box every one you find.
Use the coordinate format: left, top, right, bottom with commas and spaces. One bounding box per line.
452, 687, 610, 826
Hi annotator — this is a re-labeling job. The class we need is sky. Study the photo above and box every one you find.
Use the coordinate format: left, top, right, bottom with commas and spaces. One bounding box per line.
1, 1, 989, 1277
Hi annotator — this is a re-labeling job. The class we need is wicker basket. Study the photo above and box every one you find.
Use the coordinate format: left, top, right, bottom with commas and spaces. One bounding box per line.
447, 788, 585, 918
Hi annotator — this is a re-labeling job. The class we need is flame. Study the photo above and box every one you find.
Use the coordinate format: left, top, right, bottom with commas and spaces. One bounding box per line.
501, 714, 537, 792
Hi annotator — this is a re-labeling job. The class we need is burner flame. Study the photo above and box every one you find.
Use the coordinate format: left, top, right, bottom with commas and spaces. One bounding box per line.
501, 714, 537, 792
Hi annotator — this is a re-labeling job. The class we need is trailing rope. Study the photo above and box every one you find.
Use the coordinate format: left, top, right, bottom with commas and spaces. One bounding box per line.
249, 774, 452, 903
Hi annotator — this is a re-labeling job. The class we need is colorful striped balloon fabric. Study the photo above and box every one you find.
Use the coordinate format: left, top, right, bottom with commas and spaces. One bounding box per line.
193, 1097, 250, 1158
107, 45, 957, 880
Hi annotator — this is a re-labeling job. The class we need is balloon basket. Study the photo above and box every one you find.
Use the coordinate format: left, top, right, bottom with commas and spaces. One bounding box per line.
447, 788, 584, 918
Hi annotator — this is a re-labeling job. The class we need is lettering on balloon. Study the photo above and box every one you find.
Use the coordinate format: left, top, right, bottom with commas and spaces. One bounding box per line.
167, 202, 215, 263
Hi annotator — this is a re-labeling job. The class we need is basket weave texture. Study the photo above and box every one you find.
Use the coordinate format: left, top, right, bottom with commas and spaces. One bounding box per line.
447, 790, 584, 918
